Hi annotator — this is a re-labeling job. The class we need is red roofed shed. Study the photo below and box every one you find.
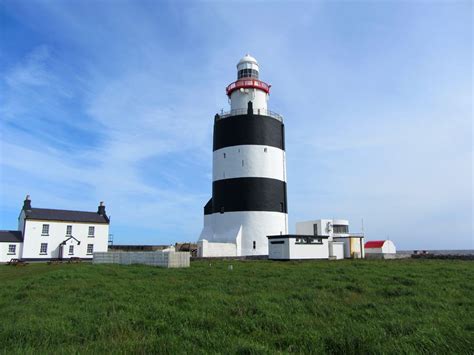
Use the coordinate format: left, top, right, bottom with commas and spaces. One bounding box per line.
365, 240, 385, 249
364, 240, 397, 254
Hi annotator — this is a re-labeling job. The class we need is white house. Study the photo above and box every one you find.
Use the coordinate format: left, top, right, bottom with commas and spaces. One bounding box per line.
268, 219, 365, 260
0, 196, 110, 262
364, 240, 397, 259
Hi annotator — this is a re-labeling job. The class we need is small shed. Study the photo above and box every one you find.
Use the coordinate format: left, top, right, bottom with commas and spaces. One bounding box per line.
268, 235, 329, 260
364, 240, 397, 259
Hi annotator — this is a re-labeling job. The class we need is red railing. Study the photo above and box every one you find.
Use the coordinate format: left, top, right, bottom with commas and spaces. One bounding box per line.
226, 79, 271, 96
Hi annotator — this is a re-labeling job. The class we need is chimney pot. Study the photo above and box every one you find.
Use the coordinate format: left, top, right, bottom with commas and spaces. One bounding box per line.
23, 195, 32, 211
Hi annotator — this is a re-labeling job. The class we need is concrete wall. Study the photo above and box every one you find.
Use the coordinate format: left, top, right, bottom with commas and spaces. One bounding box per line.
0, 242, 23, 263
197, 240, 237, 257
22, 220, 108, 260
93, 250, 190, 268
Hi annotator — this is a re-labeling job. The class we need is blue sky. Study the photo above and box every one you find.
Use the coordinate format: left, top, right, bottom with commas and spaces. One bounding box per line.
0, 0, 472, 249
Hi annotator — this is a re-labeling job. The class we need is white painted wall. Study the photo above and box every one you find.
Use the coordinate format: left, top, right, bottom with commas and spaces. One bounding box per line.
365, 240, 397, 254
22, 220, 109, 259
199, 211, 287, 256
329, 242, 345, 260
0, 242, 23, 263
296, 219, 333, 237
197, 240, 237, 257
213, 145, 286, 182
365, 247, 383, 254
382, 240, 397, 254
230, 89, 268, 112
289, 238, 329, 259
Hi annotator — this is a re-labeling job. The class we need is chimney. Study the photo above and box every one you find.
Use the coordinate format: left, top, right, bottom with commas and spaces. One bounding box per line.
23, 195, 32, 211
97, 201, 106, 216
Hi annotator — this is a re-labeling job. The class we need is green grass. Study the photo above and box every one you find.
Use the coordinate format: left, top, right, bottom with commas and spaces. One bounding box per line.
0, 259, 473, 354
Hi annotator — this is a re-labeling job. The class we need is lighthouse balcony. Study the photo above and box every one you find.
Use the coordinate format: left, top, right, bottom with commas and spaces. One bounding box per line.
216, 108, 283, 122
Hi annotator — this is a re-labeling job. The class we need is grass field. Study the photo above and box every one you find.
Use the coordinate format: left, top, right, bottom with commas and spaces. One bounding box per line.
0, 259, 473, 354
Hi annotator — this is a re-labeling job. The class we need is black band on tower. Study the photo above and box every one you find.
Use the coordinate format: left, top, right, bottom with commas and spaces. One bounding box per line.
213, 114, 285, 151
210, 177, 287, 214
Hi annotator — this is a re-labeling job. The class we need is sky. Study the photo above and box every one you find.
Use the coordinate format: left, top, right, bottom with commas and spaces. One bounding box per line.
0, 0, 472, 250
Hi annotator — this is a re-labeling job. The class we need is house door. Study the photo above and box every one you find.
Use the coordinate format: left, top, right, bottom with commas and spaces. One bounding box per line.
58, 245, 64, 260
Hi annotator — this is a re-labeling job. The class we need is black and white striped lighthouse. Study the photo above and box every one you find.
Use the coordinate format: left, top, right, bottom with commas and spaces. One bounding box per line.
198, 55, 288, 257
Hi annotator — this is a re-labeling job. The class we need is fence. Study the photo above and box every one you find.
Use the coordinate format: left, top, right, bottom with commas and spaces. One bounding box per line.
93, 250, 190, 268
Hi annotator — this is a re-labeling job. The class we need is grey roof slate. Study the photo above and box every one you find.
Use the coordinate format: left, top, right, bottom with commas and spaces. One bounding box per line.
0, 230, 23, 243
24, 208, 109, 224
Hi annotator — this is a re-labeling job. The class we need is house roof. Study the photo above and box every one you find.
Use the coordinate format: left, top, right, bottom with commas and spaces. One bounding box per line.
0, 230, 23, 243
24, 208, 109, 224
365, 240, 385, 248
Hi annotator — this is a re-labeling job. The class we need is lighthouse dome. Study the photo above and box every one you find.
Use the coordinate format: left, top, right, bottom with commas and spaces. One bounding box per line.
238, 54, 258, 66
237, 54, 259, 79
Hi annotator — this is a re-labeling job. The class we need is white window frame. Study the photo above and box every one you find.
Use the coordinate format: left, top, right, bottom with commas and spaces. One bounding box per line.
86, 244, 94, 255
8, 244, 16, 255
88, 226, 95, 238
40, 243, 48, 255
41, 224, 49, 236
68, 245, 74, 255
66, 225, 72, 236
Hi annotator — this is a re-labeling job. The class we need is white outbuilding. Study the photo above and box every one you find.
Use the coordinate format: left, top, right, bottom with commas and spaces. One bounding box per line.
268, 219, 365, 260
364, 240, 397, 259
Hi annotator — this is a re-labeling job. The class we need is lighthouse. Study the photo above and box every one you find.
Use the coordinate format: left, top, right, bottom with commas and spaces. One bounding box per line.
197, 55, 288, 257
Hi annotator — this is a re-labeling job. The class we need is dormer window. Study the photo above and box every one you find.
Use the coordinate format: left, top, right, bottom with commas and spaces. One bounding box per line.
66, 225, 72, 236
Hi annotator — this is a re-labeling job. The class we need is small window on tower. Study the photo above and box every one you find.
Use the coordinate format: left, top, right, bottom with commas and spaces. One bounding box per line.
242, 160, 244, 166
223, 153, 226, 158
253, 241, 256, 250
264, 147, 267, 153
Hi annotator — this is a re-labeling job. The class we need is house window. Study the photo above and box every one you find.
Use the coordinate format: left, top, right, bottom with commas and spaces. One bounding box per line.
253, 241, 256, 250
66, 225, 72, 236
223, 153, 226, 158
8, 245, 16, 254
295, 237, 323, 245
40, 243, 48, 255
88, 226, 95, 237
87, 244, 94, 255
68, 245, 74, 255
41, 224, 49, 236
333, 225, 349, 234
